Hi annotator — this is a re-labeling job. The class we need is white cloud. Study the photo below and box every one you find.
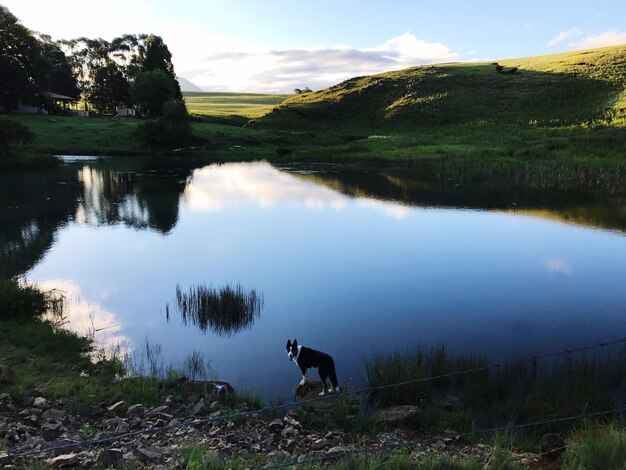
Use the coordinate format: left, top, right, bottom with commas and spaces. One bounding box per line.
186, 33, 458, 93
183, 161, 410, 220
547, 28, 626, 50
38, 279, 132, 355
574, 30, 626, 49
547, 28, 583, 47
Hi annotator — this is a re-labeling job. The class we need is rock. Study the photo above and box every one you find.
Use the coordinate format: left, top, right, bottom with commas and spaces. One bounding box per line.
373, 405, 421, 425
33, 396, 48, 408
41, 421, 64, 441
104, 417, 129, 434
269, 418, 284, 432
137, 446, 163, 463
145, 405, 170, 418
0, 365, 15, 385
193, 397, 209, 415
312, 438, 329, 450
127, 403, 145, 416
41, 409, 67, 423
283, 416, 303, 430
107, 400, 127, 416
327, 445, 351, 456
0, 392, 10, 402
98, 448, 124, 467
540, 433, 566, 461
284, 438, 298, 451
281, 425, 299, 439
47, 453, 78, 468
181, 380, 235, 403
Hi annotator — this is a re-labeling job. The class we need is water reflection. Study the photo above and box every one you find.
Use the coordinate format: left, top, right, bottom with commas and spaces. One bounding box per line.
287, 166, 626, 232
76, 164, 190, 233
167, 283, 264, 337
39, 279, 131, 354
0, 159, 193, 278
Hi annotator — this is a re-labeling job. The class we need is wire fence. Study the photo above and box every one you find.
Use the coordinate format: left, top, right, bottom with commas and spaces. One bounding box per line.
255, 404, 626, 470
1, 336, 625, 463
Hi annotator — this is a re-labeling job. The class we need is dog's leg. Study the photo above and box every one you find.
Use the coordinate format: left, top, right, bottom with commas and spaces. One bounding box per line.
298, 368, 308, 387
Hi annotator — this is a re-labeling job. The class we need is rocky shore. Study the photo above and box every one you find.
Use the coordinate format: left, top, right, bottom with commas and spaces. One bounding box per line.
0, 377, 543, 469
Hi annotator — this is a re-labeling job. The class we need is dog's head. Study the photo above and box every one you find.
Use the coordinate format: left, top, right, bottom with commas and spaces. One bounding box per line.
286, 339, 299, 361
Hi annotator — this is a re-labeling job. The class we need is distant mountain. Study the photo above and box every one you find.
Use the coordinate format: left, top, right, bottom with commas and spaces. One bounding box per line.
256, 45, 626, 130
177, 76, 202, 92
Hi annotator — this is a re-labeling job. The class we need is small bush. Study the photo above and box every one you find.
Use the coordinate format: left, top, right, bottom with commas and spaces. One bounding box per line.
134, 99, 194, 148
0, 278, 48, 320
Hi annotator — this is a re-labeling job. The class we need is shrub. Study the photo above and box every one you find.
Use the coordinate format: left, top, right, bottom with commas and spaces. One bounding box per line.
0, 116, 34, 161
134, 99, 194, 147
0, 278, 48, 320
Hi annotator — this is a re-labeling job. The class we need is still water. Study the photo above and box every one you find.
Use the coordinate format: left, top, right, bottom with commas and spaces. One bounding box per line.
1, 158, 625, 398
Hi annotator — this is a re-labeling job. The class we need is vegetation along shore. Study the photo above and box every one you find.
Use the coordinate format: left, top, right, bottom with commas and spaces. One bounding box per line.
1, 2, 625, 468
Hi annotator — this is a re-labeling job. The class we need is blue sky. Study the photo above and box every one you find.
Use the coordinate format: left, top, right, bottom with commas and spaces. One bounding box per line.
4, 0, 626, 92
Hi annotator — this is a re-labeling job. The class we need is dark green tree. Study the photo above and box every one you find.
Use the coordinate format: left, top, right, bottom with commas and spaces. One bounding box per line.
0, 6, 44, 110
36, 35, 79, 98
141, 35, 182, 99
89, 63, 130, 114
129, 69, 178, 116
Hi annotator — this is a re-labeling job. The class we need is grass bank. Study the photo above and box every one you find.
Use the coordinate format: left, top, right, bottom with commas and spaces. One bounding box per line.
0, 278, 257, 412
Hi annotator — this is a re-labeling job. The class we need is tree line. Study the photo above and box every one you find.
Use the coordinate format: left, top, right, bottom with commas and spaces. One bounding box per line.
0, 5, 182, 116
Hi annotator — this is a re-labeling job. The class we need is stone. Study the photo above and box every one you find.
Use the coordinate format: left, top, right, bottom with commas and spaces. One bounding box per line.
98, 448, 124, 467
283, 416, 303, 430
540, 433, 566, 461
193, 397, 208, 415
41, 409, 67, 423
41, 421, 63, 441
47, 453, 78, 468
312, 438, 329, 450
137, 446, 163, 462
372, 405, 421, 425
281, 425, 298, 439
33, 397, 48, 408
269, 418, 284, 432
0, 365, 15, 385
284, 438, 298, 451
107, 400, 127, 416
127, 403, 145, 416
327, 445, 351, 455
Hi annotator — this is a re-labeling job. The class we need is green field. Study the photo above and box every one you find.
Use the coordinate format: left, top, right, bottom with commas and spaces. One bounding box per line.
183, 91, 289, 118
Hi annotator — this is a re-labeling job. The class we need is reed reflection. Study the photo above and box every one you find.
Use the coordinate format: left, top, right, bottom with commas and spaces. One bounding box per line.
166, 283, 264, 337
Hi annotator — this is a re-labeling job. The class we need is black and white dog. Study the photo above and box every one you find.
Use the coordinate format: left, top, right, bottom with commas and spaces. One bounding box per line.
286, 339, 339, 396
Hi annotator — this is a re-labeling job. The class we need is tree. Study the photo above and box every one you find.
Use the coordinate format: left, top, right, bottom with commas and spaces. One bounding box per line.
0, 117, 35, 162
141, 35, 182, 99
89, 63, 130, 114
0, 6, 44, 110
130, 69, 178, 116
37, 35, 79, 98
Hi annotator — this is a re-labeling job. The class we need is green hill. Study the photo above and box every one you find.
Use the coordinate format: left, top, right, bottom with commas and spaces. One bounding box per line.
258, 45, 626, 130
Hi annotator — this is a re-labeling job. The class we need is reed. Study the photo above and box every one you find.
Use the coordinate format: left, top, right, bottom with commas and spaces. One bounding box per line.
365, 342, 626, 430
168, 283, 264, 336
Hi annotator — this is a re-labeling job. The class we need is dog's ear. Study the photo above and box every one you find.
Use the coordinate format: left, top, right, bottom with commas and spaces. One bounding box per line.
293, 339, 298, 348
286, 339, 291, 348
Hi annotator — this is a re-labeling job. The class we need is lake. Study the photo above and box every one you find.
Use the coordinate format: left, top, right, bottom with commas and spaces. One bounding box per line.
1, 157, 625, 399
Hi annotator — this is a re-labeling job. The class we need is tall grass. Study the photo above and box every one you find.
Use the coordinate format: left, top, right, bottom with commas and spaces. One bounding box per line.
365, 343, 626, 430
167, 283, 264, 336
563, 425, 626, 469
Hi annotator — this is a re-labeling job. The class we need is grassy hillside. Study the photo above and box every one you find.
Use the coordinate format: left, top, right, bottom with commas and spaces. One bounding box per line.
183, 92, 289, 119
258, 45, 626, 130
